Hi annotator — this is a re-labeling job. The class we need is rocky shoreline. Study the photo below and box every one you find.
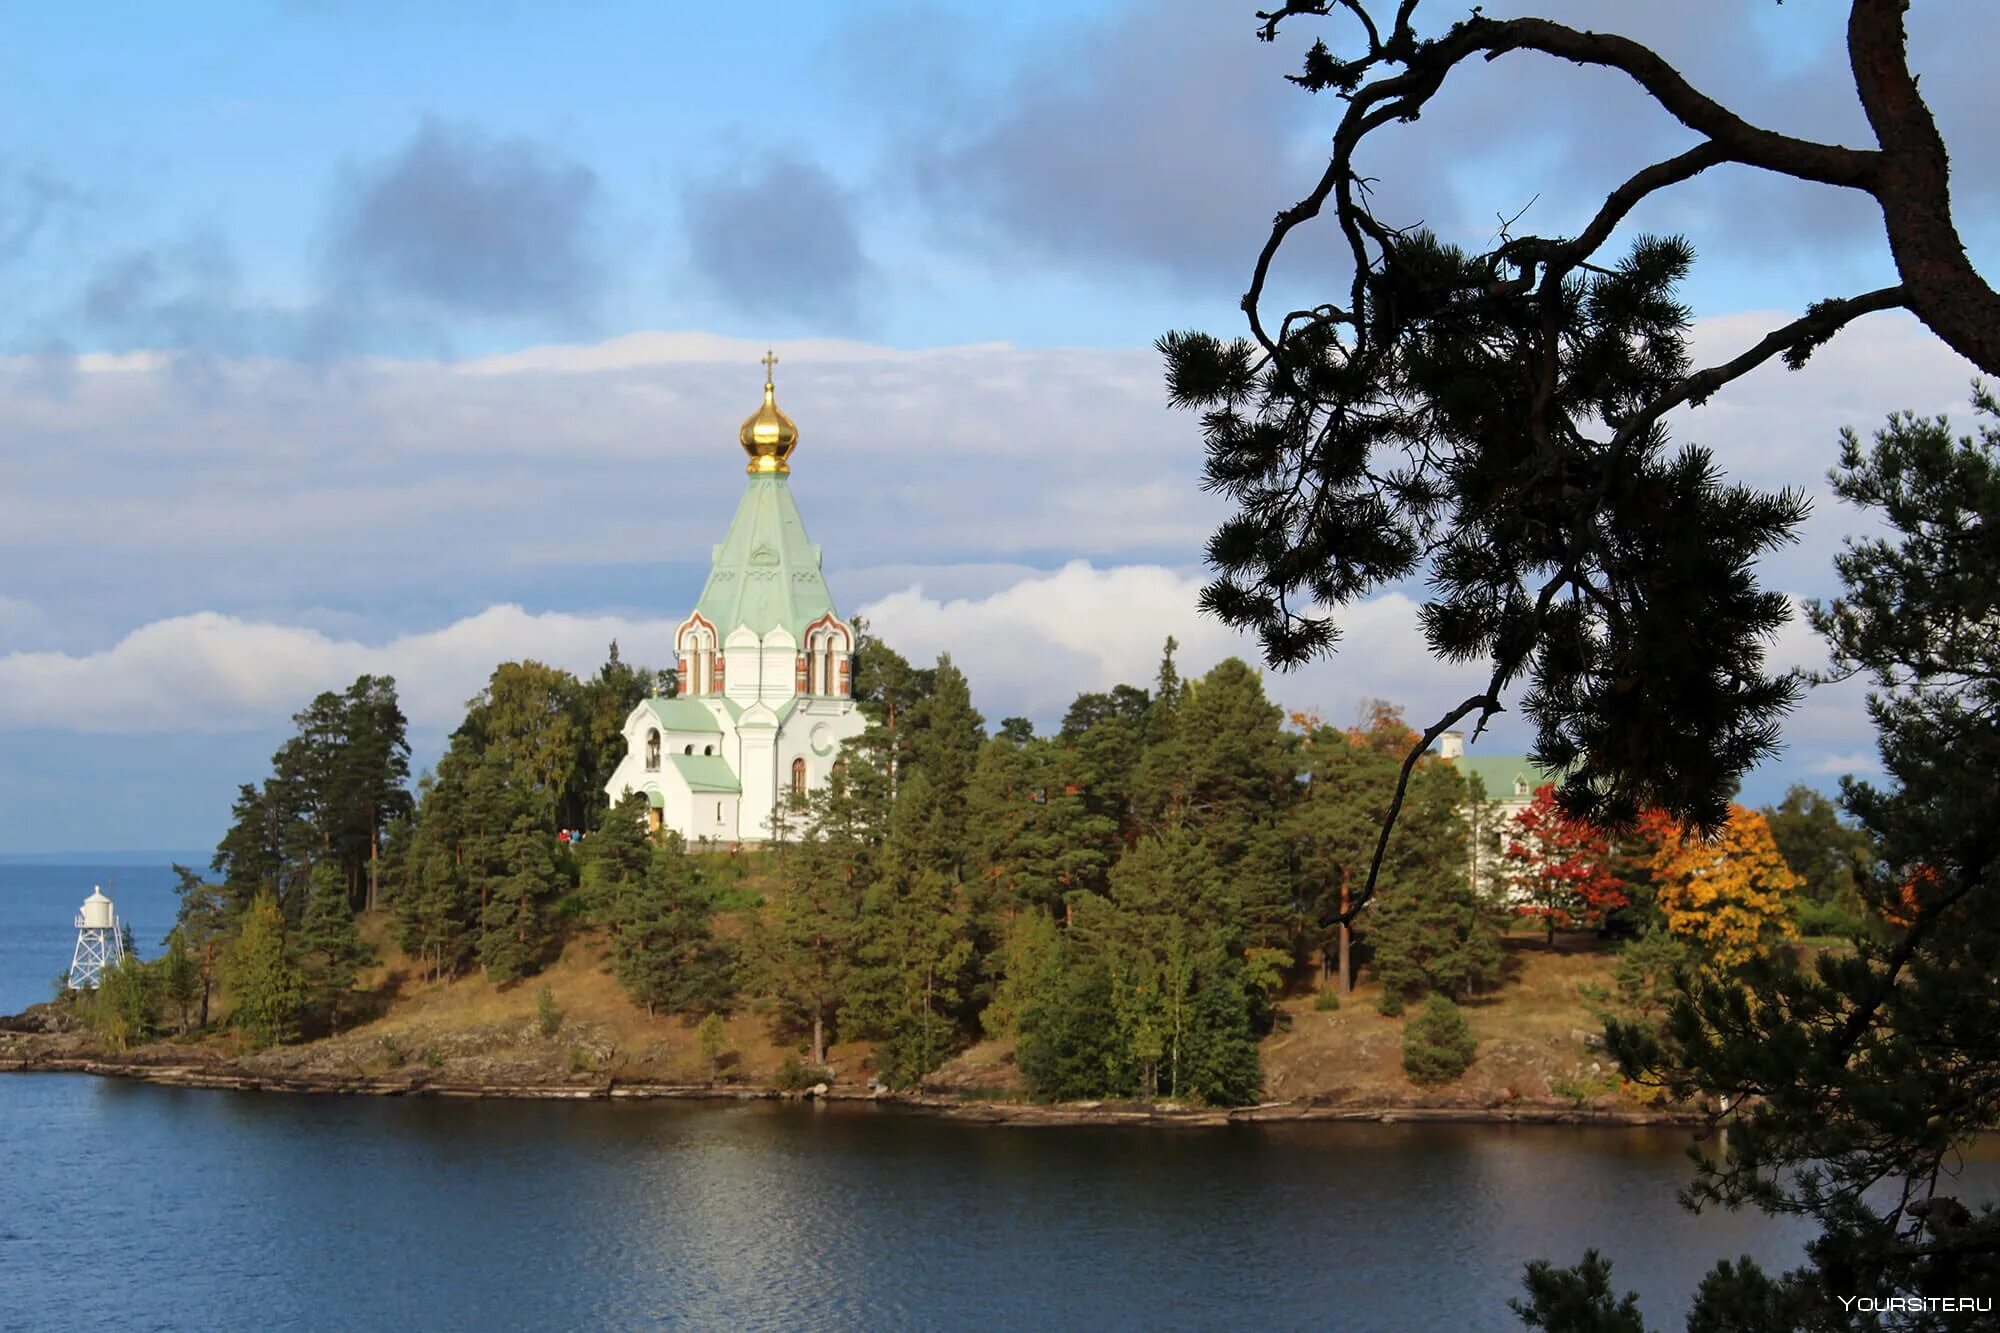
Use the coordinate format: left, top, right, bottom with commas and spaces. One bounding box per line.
0, 1046, 1706, 1129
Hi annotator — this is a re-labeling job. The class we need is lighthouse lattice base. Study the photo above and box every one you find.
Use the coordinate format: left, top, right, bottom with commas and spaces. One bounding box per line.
69, 923, 122, 991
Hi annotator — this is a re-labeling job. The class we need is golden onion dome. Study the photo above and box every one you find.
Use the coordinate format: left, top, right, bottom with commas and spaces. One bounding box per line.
738, 350, 798, 474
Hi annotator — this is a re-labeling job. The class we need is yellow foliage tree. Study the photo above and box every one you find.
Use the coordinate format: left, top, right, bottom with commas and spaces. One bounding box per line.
1650, 805, 1800, 969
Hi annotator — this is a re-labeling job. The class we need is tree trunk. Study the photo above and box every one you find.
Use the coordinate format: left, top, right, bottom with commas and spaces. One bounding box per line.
367, 815, 380, 913
812, 1011, 825, 1068
1337, 875, 1353, 995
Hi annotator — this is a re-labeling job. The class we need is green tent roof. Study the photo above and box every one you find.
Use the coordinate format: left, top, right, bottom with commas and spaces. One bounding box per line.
692, 474, 840, 639
1454, 754, 1562, 801
668, 752, 740, 793
641, 697, 722, 733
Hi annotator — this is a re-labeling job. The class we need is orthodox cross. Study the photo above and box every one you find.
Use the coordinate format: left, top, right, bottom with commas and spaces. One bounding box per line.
762, 349, 779, 381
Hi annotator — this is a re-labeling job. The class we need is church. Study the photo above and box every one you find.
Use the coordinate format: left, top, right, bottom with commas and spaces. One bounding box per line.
602, 356, 867, 843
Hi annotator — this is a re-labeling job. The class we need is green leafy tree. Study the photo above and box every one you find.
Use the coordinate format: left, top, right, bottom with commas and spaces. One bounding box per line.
229, 892, 304, 1047
457, 660, 583, 831
1760, 783, 1877, 915
88, 954, 157, 1052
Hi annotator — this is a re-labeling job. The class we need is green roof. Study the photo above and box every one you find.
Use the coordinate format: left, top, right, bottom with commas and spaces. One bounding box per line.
641, 697, 722, 733
668, 752, 740, 793
1453, 754, 1562, 801
693, 474, 840, 639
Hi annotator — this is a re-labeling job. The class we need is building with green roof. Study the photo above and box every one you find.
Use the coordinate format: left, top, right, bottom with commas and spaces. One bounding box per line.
601, 356, 869, 843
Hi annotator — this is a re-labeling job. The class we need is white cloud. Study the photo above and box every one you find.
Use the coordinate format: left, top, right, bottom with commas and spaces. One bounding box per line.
0, 605, 681, 736
859, 560, 1490, 731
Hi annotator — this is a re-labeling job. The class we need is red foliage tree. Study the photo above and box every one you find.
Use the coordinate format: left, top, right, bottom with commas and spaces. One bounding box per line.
1502, 784, 1628, 945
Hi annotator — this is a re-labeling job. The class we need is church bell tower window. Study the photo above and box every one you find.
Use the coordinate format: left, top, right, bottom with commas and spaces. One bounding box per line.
645, 729, 661, 772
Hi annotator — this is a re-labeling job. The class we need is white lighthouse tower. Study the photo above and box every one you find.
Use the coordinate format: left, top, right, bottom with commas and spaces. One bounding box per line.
69, 887, 124, 990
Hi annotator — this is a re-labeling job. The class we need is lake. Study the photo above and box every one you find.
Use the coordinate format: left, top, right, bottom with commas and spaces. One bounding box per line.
2, 868, 1990, 1329
0, 1076, 1854, 1331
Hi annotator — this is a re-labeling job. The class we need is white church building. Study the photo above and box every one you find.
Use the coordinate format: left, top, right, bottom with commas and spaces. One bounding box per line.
603, 357, 867, 843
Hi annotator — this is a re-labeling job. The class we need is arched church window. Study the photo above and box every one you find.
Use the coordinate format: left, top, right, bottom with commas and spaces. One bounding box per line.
684, 744, 694, 756
645, 729, 660, 772
791, 757, 807, 798
704, 745, 715, 756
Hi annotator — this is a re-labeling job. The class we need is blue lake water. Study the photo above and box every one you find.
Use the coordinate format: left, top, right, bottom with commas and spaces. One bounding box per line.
3, 867, 1993, 1330
0, 862, 183, 1015
0, 1076, 1847, 1331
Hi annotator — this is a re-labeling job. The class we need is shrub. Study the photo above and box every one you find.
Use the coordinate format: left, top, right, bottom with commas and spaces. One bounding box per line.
774, 1054, 831, 1091
1402, 995, 1477, 1086
1313, 988, 1341, 1012
536, 984, 563, 1039
1793, 899, 1873, 942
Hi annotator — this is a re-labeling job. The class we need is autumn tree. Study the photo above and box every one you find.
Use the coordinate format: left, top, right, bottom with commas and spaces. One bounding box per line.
1649, 806, 1800, 970
1501, 785, 1628, 946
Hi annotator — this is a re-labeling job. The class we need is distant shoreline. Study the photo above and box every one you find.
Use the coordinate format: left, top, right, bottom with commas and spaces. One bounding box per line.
0, 852, 205, 867
0, 1054, 1707, 1129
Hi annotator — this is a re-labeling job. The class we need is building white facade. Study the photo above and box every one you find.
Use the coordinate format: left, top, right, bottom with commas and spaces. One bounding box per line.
602, 359, 868, 843
1437, 729, 1561, 906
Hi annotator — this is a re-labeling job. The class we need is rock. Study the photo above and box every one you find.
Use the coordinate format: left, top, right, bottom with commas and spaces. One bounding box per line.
808, 1081, 830, 1098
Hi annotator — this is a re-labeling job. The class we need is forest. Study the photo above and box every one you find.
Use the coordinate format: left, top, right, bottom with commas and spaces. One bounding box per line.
74, 628, 1874, 1108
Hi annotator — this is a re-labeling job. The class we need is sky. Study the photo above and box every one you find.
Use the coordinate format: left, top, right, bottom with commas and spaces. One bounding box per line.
1, 0, 1994, 853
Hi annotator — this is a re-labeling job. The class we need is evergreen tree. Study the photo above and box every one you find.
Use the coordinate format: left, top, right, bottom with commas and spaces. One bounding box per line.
229, 892, 304, 1047
298, 860, 374, 1021
573, 642, 653, 832
478, 813, 563, 982
1402, 994, 1477, 1086
159, 928, 201, 1034
848, 868, 972, 1088
581, 790, 654, 928
609, 834, 735, 1018
1367, 872, 1502, 1012
169, 864, 227, 1027
1606, 397, 2000, 1317
905, 653, 984, 872
752, 751, 888, 1064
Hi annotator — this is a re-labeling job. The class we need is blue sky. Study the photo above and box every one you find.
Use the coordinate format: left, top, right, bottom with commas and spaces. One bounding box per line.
1, 0, 1993, 851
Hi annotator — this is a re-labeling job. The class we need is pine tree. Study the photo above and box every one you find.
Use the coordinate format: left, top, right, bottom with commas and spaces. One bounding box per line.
849, 869, 972, 1088
169, 864, 227, 1027
1402, 994, 1477, 1086
299, 860, 374, 1022
478, 813, 563, 982
609, 835, 735, 1018
906, 654, 984, 872
159, 928, 201, 1034
229, 892, 304, 1047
